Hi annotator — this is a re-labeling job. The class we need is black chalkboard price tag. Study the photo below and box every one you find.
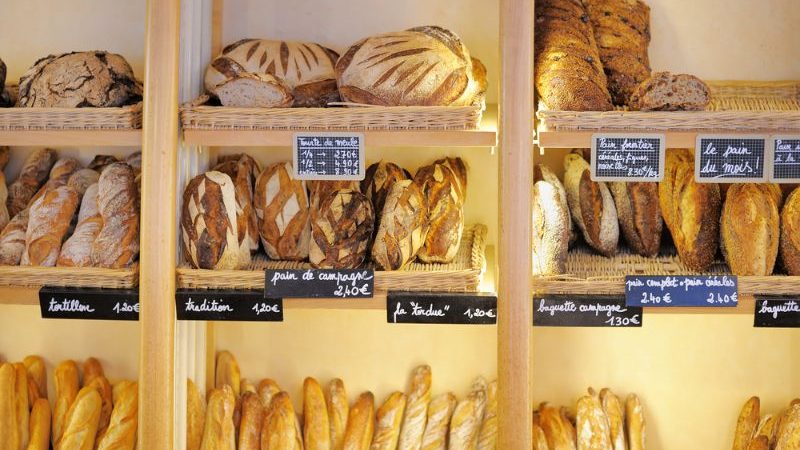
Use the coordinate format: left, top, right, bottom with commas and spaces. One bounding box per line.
175, 289, 283, 322
387, 292, 497, 325
625, 275, 738, 307
769, 137, 800, 183
533, 295, 642, 327
753, 296, 800, 328
695, 135, 768, 182
39, 287, 139, 321
590, 133, 665, 181
293, 132, 365, 181
265, 269, 374, 299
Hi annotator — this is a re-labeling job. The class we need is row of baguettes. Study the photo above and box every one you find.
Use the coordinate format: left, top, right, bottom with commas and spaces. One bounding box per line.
0, 355, 137, 450
181, 156, 468, 271
533, 150, 800, 277
188, 351, 497, 450
732, 397, 800, 450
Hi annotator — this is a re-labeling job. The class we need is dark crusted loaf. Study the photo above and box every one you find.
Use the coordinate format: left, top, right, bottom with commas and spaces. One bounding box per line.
629, 72, 710, 111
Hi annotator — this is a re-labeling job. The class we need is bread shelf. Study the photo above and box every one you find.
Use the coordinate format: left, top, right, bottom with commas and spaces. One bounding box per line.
0, 129, 142, 147
182, 105, 498, 148
0, 266, 138, 290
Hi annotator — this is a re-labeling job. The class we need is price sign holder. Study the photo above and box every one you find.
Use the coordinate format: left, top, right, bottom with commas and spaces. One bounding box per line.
39, 287, 139, 321
695, 134, 768, 183
625, 275, 738, 307
590, 133, 665, 182
533, 295, 642, 327
293, 132, 365, 181
768, 136, 800, 183
387, 292, 497, 325
175, 289, 283, 322
265, 269, 374, 299
753, 296, 800, 328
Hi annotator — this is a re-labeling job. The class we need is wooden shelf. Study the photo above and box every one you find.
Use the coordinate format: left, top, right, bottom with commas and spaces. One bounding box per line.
535, 128, 789, 149
183, 106, 498, 148
0, 129, 142, 147
0, 286, 40, 306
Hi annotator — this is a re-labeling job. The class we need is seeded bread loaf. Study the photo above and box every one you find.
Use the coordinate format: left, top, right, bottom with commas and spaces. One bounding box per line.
254, 162, 310, 260
563, 153, 619, 256
205, 39, 340, 107
414, 162, 465, 263
610, 182, 662, 257
535, 0, 613, 111
721, 184, 780, 276
310, 189, 374, 269
336, 26, 487, 106
629, 72, 710, 111
91, 163, 140, 268
181, 171, 240, 270
7, 148, 57, 218
371, 180, 429, 270
18, 51, 141, 108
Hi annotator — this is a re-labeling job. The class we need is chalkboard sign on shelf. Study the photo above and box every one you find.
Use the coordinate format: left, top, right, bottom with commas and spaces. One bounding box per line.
769, 137, 800, 183
533, 295, 642, 327
293, 132, 365, 181
387, 292, 497, 325
590, 133, 665, 182
695, 135, 768, 182
625, 275, 738, 307
265, 269, 374, 299
39, 287, 139, 321
175, 289, 283, 322
753, 296, 800, 328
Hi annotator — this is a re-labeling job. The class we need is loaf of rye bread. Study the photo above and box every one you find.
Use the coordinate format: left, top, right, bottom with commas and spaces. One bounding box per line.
721, 184, 780, 276
535, 0, 613, 111
610, 182, 662, 257
629, 72, 710, 111
91, 163, 140, 268
563, 153, 619, 256
584, 0, 652, 106
214, 71, 293, 108
181, 171, 240, 270
659, 149, 720, 271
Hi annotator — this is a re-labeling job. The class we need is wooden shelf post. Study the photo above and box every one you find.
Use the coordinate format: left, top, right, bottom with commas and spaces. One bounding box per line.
139, 0, 180, 446
498, 0, 534, 448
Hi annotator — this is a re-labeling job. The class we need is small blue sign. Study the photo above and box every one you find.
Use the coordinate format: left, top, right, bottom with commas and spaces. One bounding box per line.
625, 275, 738, 307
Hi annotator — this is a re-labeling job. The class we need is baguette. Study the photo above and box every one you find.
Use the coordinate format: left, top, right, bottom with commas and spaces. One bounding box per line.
532, 423, 549, 450
304, 377, 331, 450
200, 385, 236, 450
258, 379, 281, 409
449, 377, 488, 450
58, 386, 102, 450
96, 381, 138, 450
7, 149, 57, 218
82, 357, 105, 387
238, 391, 264, 450
13, 363, 30, 449
539, 404, 576, 450
27, 398, 51, 450
420, 393, 457, 450
326, 378, 349, 450
0, 363, 20, 450
187, 379, 206, 450
240, 378, 256, 395
610, 182, 662, 257
477, 381, 498, 450
0, 210, 30, 265
576, 394, 612, 450
86, 375, 113, 441
398, 365, 432, 450
215, 351, 241, 397
57, 183, 102, 267
564, 153, 619, 256
625, 394, 645, 450
599, 389, 626, 450
261, 391, 303, 450
53, 360, 80, 448
371, 392, 407, 450
343, 392, 375, 450
721, 184, 779, 275
91, 163, 140, 268
23, 186, 80, 266
775, 404, 800, 450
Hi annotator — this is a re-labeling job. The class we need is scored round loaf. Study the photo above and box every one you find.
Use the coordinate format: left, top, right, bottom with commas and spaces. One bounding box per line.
720, 184, 780, 276
371, 180, 429, 270
205, 39, 340, 107
7, 149, 57, 218
563, 153, 619, 257
610, 182, 662, 257
18, 51, 141, 108
92, 163, 140, 268
413, 162, 465, 263
309, 189, 374, 269
336, 26, 486, 106
181, 171, 239, 270
361, 161, 411, 220
254, 162, 310, 261
781, 187, 800, 275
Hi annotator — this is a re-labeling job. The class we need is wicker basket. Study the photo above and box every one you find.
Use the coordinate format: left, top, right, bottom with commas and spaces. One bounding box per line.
0, 85, 143, 130
537, 80, 800, 131
0, 265, 139, 289
177, 224, 487, 292
180, 95, 484, 131
533, 244, 800, 295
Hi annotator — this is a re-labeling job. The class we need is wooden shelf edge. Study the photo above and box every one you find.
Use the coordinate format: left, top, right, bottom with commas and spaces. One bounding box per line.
0, 129, 142, 146
0, 286, 40, 305
183, 129, 497, 147
536, 128, 793, 149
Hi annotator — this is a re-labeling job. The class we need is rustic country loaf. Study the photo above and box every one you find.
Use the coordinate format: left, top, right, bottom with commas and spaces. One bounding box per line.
309, 189, 374, 269
0, 210, 29, 265
18, 51, 141, 107
88, 155, 119, 173
30, 157, 81, 206
91, 163, 140, 268
610, 182, 662, 257
721, 184, 780, 276
371, 180, 429, 270
58, 184, 102, 267
22, 186, 80, 266
659, 149, 720, 271
254, 162, 311, 261
309, 180, 361, 209
214, 71, 293, 108
361, 161, 411, 221
781, 187, 800, 275
535, 0, 614, 111
532, 175, 571, 276
563, 153, 619, 256
414, 162, 465, 263
205, 39, 340, 107
336, 26, 487, 106
584, 0, 652, 105
181, 171, 240, 270
629, 72, 710, 111
7, 148, 57, 218
213, 154, 261, 267
66, 169, 100, 200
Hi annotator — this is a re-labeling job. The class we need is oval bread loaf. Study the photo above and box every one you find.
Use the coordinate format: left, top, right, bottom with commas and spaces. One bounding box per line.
362, 161, 411, 222
181, 171, 240, 270
721, 184, 779, 276
532, 167, 571, 275
414, 162, 465, 263
781, 187, 800, 275
310, 189, 374, 269
563, 153, 619, 257
254, 162, 311, 260
91, 163, 140, 268
610, 182, 662, 257
371, 180, 429, 270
